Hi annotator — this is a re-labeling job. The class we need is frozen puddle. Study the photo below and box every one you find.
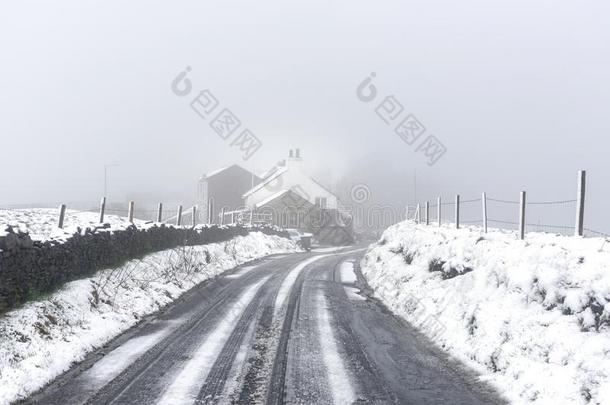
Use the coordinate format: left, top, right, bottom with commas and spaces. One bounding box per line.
225, 265, 258, 279
339, 261, 364, 301
316, 291, 357, 404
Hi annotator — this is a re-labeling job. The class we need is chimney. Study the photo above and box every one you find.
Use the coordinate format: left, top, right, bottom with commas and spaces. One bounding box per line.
286, 147, 303, 171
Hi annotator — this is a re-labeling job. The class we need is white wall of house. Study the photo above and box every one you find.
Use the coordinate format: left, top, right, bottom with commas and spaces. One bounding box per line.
244, 157, 338, 209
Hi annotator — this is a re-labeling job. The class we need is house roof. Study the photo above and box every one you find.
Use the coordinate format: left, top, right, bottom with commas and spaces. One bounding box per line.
241, 161, 339, 202
254, 189, 314, 209
242, 166, 288, 198
205, 166, 230, 178
254, 190, 290, 208
203, 164, 261, 183
258, 163, 284, 180
309, 176, 337, 199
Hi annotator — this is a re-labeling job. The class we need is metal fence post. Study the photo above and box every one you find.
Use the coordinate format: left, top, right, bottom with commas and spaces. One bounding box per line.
99, 197, 106, 224
177, 205, 183, 226
128, 201, 134, 223
455, 195, 460, 229
482, 192, 488, 233
519, 191, 526, 240
192, 206, 197, 227
58, 204, 66, 228
437, 197, 441, 227
416, 203, 421, 224
575, 170, 586, 236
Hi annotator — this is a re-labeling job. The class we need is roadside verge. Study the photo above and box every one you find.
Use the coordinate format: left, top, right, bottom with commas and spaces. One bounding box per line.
0, 232, 296, 405
361, 221, 610, 404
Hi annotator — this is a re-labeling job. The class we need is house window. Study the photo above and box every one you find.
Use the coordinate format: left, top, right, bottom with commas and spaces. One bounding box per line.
315, 197, 327, 209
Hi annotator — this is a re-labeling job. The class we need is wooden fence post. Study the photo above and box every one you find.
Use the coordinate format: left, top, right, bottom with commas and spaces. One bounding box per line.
157, 203, 163, 223
208, 198, 214, 224
482, 192, 488, 233
220, 207, 226, 226
231, 211, 235, 224
177, 205, 183, 226
519, 191, 526, 240
455, 194, 460, 229
58, 204, 66, 228
437, 197, 441, 227
416, 203, 421, 224
128, 201, 134, 223
425, 201, 429, 225
99, 197, 106, 223
575, 170, 586, 236
192, 206, 197, 227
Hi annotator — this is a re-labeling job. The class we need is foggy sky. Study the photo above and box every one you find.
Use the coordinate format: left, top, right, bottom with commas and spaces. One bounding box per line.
1, 1, 609, 230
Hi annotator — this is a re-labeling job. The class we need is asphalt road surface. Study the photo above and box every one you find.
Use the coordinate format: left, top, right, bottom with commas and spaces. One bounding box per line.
25, 248, 505, 405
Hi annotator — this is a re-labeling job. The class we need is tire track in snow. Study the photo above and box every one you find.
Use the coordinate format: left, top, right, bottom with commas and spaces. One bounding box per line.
316, 290, 357, 405
156, 276, 270, 404
273, 254, 330, 320
82, 325, 175, 387
196, 268, 285, 403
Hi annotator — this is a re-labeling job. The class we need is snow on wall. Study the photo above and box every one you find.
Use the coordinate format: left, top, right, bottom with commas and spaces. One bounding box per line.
0, 212, 288, 312
0, 209, 145, 241
361, 221, 610, 404
0, 232, 297, 405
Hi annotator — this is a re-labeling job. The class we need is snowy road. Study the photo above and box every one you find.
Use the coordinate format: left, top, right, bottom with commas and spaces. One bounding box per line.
25, 249, 504, 404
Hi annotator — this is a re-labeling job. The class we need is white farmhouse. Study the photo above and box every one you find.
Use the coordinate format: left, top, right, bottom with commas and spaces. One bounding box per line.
243, 149, 339, 210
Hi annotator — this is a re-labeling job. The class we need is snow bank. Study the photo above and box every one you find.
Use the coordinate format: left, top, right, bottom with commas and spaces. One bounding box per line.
0, 232, 296, 404
361, 221, 610, 404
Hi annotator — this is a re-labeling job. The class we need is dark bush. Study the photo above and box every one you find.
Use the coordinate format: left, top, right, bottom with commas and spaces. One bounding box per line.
428, 258, 473, 280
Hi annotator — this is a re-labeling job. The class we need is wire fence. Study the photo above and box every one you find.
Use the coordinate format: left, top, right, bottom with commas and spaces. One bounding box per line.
417, 196, 580, 236
412, 194, 609, 238
410, 171, 609, 239
0, 201, 200, 231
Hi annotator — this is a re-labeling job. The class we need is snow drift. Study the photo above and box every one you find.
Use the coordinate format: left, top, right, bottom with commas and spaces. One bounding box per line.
0, 232, 296, 405
361, 221, 610, 404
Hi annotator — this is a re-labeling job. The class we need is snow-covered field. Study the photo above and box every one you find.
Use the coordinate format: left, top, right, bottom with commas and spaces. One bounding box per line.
0, 232, 297, 405
361, 221, 610, 404
0, 208, 145, 241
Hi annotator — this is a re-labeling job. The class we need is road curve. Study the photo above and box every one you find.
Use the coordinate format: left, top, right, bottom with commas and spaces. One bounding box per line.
23, 249, 505, 405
